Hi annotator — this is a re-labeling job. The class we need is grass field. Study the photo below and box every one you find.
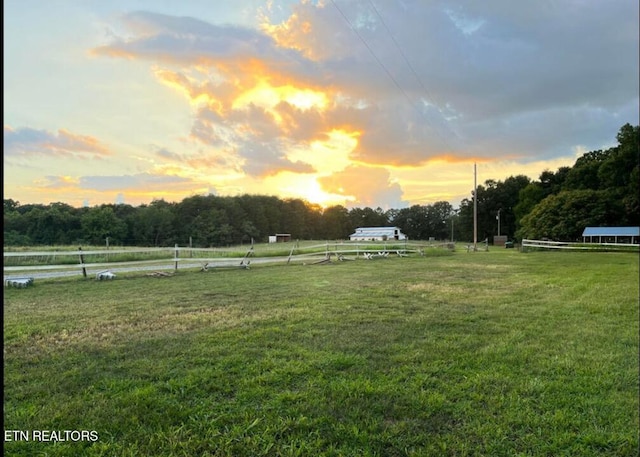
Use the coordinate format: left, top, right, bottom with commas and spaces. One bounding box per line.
3, 248, 639, 456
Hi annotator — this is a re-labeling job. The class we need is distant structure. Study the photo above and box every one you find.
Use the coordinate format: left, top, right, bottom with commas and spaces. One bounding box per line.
268, 233, 292, 243
582, 227, 639, 244
349, 227, 407, 241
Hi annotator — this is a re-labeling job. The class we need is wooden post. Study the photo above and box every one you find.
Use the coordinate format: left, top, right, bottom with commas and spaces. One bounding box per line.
174, 244, 179, 271
287, 243, 296, 264
189, 237, 193, 258
78, 246, 87, 278
241, 245, 254, 266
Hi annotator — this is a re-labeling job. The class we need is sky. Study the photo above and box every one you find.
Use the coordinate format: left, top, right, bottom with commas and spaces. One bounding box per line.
4, 0, 639, 210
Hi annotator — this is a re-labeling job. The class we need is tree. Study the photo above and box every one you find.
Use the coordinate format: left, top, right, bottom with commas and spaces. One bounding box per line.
458, 175, 530, 242
348, 207, 388, 230
321, 205, 351, 239
4, 200, 32, 245
540, 167, 570, 194
80, 206, 128, 245
517, 190, 623, 241
18, 203, 82, 245
4, 199, 20, 212
514, 183, 545, 234
599, 123, 639, 224
237, 194, 281, 240
457, 197, 474, 242
174, 195, 222, 245
240, 220, 259, 244
426, 201, 454, 240
134, 200, 176, 246
562, 150, 609, 191
111, 203, 139, 245
281, 198, 311, 239
189, 208, 226, 247
391, 205, 429, 240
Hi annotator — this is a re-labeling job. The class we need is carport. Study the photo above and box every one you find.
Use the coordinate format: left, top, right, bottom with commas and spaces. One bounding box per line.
582, 227, 639, 244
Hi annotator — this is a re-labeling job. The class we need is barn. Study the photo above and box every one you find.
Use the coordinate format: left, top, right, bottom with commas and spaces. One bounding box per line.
349, 226, 407, 241
268, 233, 292, 243
581, 226, 639, 244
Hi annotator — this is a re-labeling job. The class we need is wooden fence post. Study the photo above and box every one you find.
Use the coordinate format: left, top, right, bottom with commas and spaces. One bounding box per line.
287, 243, 296, 264
78, 246, 87, 278
174, 244, 179, 271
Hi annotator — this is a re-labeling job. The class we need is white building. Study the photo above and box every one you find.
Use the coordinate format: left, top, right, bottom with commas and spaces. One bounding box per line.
349, 226, 407, 241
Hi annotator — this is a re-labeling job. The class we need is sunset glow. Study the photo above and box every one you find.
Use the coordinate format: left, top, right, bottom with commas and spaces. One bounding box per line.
233, 81, 328, 114
4, 1, 637, 209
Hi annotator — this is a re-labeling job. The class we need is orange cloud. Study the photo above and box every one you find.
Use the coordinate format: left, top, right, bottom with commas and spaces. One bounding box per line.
259, 1, 341, 61
318, 165, 406, 209
4, 126, 110, 158
261, 12, 316, 59
35, 175, 80, 189
54, 129, 111, 156
88, 10, 502, 195
89, 45, 137, 60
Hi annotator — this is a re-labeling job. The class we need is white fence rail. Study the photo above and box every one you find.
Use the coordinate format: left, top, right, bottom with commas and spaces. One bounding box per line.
4, 241, 440, 280
522, 239, 639, 251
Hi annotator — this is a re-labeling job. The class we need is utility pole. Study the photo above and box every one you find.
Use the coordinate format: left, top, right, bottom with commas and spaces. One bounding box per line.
497, 209, 501, 237
450, 208, 457, 243
473, 163, 478, 251
451, 218, 454, 242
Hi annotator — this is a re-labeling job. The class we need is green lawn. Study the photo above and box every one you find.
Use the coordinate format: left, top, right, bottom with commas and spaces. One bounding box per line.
3, 249, 639, 456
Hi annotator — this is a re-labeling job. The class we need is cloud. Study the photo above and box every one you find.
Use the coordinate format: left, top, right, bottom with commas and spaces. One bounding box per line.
20, 170, 224, 208
79, 1, 636, 210
91, 3, 637, 176
4, 126, 110, 158
79, 173, 190, 191
91, 10, 319, 81
36, 176, 80, 189
155, 147, 181, 160
257, 0, 638, 162
8, 1, 633, 209
318, 165, 408, 209
238, 139, 316, 176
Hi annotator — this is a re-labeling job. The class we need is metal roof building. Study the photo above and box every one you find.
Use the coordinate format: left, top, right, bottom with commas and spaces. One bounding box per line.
582, 227, 639, 244
349, 226, 407, 241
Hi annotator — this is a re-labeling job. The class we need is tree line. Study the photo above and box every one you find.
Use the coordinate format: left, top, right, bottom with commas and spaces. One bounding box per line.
4, 124, 637, 247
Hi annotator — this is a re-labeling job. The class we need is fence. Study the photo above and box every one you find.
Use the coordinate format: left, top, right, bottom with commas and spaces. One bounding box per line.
3, 240, 440, 281
521, 239, 639, 252
4, 246, 186, 280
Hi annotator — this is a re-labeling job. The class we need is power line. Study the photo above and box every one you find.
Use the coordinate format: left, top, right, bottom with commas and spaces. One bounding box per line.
329, 0, 424, 116
330, 0, 459, 146
367, 0, 460, 142
367, 0, 432, 105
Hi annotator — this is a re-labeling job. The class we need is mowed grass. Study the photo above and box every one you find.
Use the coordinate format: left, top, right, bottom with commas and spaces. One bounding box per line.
3, 249, 639, 456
